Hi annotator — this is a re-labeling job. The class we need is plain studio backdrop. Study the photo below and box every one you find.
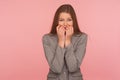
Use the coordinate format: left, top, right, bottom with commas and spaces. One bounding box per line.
0, 0, 120, 80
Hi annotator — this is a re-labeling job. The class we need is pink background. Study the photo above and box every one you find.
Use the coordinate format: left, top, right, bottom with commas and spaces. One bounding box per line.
0, 0, 120, 80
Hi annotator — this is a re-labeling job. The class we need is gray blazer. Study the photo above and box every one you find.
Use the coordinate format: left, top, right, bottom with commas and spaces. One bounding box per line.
42, 33, 88, 80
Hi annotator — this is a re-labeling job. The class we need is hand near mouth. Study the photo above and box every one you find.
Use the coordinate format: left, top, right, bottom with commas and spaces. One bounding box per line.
56, 24, 74, 48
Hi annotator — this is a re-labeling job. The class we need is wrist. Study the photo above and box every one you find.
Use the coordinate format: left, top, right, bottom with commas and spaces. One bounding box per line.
65, 40, 71, 47
58, 41, 65, 48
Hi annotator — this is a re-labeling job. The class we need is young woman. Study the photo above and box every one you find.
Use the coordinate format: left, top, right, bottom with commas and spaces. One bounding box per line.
42, 4, 88, 80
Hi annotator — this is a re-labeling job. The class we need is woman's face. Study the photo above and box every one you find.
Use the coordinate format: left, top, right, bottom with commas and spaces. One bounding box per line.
58, 12, 73, 28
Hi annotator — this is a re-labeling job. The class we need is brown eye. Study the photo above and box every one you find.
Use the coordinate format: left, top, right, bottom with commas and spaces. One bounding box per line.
67, 18, 72, 21
59, 19, 64, 21
59, 20, 63, 21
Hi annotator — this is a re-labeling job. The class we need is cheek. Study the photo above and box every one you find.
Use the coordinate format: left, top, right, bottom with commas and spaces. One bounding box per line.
68, 21, 73, 26
58, 21, 64, 25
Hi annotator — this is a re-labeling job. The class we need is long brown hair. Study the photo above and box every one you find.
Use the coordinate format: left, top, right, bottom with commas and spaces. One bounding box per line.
49, 4, 83, 35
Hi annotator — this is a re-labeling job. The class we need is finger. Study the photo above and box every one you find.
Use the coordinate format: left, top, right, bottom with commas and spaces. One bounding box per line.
71, 27, 73, 34
58, 26, 64, 35
56, 26, 59, 31
57, 25, 62, 34
59, 25, 63, 30
66, 25, 72, 34
71, 27, 73, 33
58, 25, 61, 29
72, 27, 74, 32
61, 26, 65, 31
70, 27, 73, 32
57, 25, 60, 29
66, 26, 69, 30
68, 26, 71, 31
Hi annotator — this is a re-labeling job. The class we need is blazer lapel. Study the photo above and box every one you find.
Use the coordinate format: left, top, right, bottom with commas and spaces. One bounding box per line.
49, 34, 81, 47
71, 34, 81, 45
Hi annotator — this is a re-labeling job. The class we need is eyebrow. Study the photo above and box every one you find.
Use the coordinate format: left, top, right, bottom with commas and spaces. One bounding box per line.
59, 17, 72, 19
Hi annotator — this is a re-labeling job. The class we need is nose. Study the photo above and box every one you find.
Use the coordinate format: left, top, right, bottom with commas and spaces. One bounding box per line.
63, 21, 67, 26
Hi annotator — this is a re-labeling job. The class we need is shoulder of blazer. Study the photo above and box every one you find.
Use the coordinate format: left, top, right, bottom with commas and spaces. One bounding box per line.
70, 32, 87, 45
42, 33, 57, 42
80, 32, 87, 38
42, 32, 87, 40
73, 32, 88, 38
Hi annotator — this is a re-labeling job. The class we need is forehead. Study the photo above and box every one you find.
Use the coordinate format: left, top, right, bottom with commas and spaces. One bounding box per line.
59, 12, 72, 18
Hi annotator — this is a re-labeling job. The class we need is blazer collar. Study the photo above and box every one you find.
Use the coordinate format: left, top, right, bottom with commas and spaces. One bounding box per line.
49, 33, 82, 38
48, 33, 82, 44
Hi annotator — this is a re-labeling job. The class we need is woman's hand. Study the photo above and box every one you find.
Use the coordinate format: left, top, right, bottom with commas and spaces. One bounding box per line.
65, 25, 74, 47
56, 25, 66, 48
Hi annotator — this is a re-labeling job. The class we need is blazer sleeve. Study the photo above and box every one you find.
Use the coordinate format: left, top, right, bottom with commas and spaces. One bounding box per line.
42, 34, 66, 74
65, 33, 88, 72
